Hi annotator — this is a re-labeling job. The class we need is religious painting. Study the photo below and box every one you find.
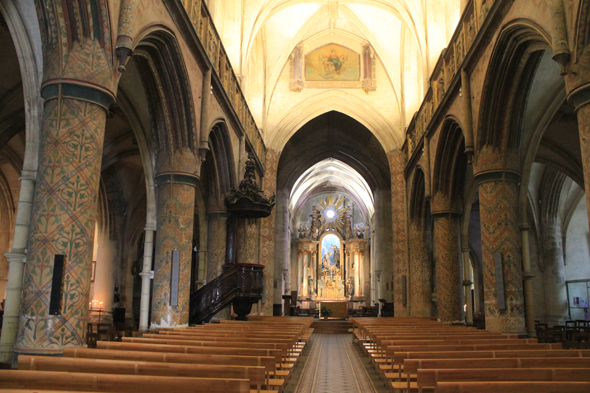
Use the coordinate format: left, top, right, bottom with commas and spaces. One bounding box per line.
321, 234, 341, 269
305, 44, 360, 82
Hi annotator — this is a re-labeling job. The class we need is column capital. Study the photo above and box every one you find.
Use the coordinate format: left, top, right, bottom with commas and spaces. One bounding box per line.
41, 79, 116, 111
567, 81, 590, 112
474, 169, 520, 185
431, 211, 462, 220
155, 172, 199, 187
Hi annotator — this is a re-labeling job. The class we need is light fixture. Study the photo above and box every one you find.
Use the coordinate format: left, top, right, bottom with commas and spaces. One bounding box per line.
326, 210, 335, 218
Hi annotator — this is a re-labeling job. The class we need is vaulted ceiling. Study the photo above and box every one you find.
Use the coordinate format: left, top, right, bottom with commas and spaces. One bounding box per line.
207, 0, 462, 152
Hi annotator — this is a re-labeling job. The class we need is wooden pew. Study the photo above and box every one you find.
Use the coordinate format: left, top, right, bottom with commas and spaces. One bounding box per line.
416, 367, 590, 393
435, 381, 590, 393
0, 369, 250, 393
96, 341, 287, 390
19, 355, 270, 393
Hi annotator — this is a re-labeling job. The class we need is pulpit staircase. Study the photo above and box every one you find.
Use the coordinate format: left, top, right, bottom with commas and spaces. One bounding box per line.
189, 263, 264, 324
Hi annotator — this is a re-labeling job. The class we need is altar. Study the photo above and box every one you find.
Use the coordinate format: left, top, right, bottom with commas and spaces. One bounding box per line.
319, 301, 348, 319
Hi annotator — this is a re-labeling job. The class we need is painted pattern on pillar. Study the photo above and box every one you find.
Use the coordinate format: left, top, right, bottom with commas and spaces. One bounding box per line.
260, 149, 279, 315
151, 182, 195, 327
206, 214, 226, 282
389, 150, 409, 316
433, 216, 461, 322
409, 222, 432, 317
577, 108, 590, 233
15, 98, 106, 352
479, 179, 525, 333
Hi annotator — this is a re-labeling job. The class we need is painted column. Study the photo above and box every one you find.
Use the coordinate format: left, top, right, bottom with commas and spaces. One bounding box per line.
462, 248, 473, 324
301, 251, 309, 297
478, 173, 525, 334
138, 226, 155, 331
353, 250, 360, 298
358, 251, 364, 297
273, 187, 289, 315
409, 222, 432, 317
297, 250, 303, 294
520, 225, 536, 337
541, 222, 568, 325
0, 170, 36, 361
432, 213, 462, 322
389, 149, 410, 316
15, 95, 112, 354
311, 250, 317, 294
260, 149, 279, 315
206, 212, 228, 282
150, 153, 198, 328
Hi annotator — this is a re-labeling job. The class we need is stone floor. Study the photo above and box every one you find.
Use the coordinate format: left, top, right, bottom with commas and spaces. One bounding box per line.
285, 334, 389, 393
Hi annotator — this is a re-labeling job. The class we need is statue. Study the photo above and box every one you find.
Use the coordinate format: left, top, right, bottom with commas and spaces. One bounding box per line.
347, 277, 355, 297
331, 244, 341, 268
298, 224, 309, 239
354, 224, 365, 239
308, 276, 315, 297
322, 251, 333, 268
342, 205, 353, 239
437, 76, 445, 106
309, 206, 322, 240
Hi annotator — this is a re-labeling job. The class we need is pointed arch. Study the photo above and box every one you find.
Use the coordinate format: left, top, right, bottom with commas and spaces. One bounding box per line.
477, 19, 552, 155
133, 27, 198, 155
267, 90, 401, 152
432, 118, 467, 211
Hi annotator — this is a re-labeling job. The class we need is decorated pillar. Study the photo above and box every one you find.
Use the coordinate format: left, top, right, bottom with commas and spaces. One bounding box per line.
541, 222, 568, 325
476, 170, 525, 333
150, 150, 198, 328
301, 251, 309, 297
353, 251, 360, 298
389, 149, 410, 316
206, 212, 228, 282
409, 222, 432, 317
432, 213, 462, 322
260, 149, 279, 315
14, 30, 115, 353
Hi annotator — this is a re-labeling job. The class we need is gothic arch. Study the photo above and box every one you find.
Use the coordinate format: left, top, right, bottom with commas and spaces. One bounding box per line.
409, 166, 427, 227
432, 118, 467, 212
202, 121, 237, 210
477, 20, 552, 158
133, 27, 198, 156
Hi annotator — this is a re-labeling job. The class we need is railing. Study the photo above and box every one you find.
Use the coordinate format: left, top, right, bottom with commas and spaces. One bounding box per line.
189, 263, 265, 324
180, 0, 266, 169
404, 0, 494, 161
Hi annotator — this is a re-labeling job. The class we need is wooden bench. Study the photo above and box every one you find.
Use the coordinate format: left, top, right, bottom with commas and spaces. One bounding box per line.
96, 340, 287, 389
415, 367, 590, 393
435, 381, 590, 393
19, 355, 271, 393
0, 369, 250, 393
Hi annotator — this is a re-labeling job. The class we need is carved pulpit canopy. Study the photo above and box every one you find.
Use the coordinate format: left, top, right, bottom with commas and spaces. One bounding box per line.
225, 152, 276, 218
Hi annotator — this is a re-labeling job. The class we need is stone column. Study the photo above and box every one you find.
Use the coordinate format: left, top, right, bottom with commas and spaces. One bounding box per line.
260, 149, 279, 315
0, 169, 36, 362
432, 213, 462, 322
462, 248, 473, 324
301, 251, 309, 297
477, 173, 525, 334
297, 250, 303, 294
206, 212, 228, 282
138, 226, 155, 331
520, 225, 536, 337
358, 251, 364, 297
150, 166, 197, 328
15, 96, 111, 354
311, 250, 317, 294
541, 222, 568, 325
353, 251, 360, 298
389, 149, 410, 316
409, 222, 432, 317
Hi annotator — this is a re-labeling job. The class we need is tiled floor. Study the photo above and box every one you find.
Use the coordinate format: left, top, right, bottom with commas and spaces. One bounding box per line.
286, 334, 389, 393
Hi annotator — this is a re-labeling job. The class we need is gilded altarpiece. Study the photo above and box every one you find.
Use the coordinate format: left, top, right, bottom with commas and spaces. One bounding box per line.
295, 194, 367, 305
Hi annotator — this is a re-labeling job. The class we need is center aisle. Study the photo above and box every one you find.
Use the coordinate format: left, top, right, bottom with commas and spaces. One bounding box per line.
287, 334, 389, 393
